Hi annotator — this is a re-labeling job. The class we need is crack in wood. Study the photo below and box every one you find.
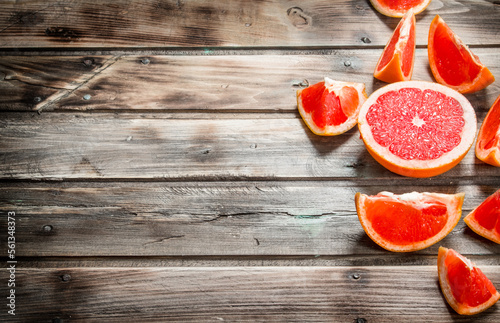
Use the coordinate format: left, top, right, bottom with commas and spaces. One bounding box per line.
143, 235, 186, 246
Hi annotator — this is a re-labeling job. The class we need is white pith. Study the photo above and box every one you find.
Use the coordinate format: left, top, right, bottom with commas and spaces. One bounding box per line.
358, 81, 477, 172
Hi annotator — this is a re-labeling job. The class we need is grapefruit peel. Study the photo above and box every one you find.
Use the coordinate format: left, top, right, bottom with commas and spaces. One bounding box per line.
369, 0, 431, 17
438, 246, 500, 315
475, 94, 500, 167
355, 191, 464, 252
374, 9, 416, 83
297, 77, 367, 136
463, 189, 500, 244
358, 81, 477, 178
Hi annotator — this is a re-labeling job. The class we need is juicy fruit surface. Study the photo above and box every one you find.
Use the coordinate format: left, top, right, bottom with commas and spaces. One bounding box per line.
297, 78, 367, 136
475, 95, 500, 166
374, 10, 415, 83
431, 19, 480, 87
464, 189, 500, 244
378, 0, 426, 11
356, 192, 463, 252
438, 247, 500, 315
364, 194, 447, 244
428, 15, 495, 93
366, 87, 464, 160
301, 81, 350, 128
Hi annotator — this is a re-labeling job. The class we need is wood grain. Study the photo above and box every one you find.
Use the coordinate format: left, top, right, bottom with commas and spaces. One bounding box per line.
0, 266, 499, 322
1, 182, 499, 257
1, 113, 499, 180
2, 49, 499, 112
1, 0, 499, 48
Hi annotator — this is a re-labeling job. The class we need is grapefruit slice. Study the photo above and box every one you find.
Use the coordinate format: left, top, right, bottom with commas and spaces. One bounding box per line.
296, 77, 367, 136
374, 10, 416, 83
438, 246, 500, 315
358, 81, 477, 178
475, 95, 500, 167
463, 189, 500, 244
428, 15, 495, 94
355, 191, 464, 252
370, 0, 431, 17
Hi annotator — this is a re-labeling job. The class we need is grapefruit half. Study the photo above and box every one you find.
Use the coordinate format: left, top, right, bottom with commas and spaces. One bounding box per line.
438, 246, 500, 315
463, 189, 500, 244
475, 94, 500, 167
355, 191, 464, 252
297, 77, 367, 136
374, 9, 416, 83
369, 0, 431, 17
358, 81, 477, 178
428, 15, 495, 94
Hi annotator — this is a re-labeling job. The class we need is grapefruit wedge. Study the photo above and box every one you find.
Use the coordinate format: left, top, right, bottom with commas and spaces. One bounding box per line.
374, 10, 416, 83
370, 0, 431, 17
438, 247, 500, 315
358, 81, 477, 178
475, 94, 500, 167
428, 15, 495, 94
463, 189, 500, 244
355, 191, 464, 252
297, 77, 367, 136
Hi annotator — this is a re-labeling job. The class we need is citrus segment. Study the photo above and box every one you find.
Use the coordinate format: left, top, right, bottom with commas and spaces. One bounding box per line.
463, 189, 500, 244
370, 0, 431, 17
355, 191, 464, 252
428, 15, 495, 94
297, 77, 367, 136
374, 10, 416, 83
358, 81, 476, 178
476, 95, 500, 166
438, 247, 500, 315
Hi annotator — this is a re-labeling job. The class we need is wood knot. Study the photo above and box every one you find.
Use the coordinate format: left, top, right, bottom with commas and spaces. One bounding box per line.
45, 27, 79, 42
287, 7, 310, 29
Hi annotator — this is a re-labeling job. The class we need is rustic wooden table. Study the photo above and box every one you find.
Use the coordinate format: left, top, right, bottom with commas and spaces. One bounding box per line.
1, 0, 499, 321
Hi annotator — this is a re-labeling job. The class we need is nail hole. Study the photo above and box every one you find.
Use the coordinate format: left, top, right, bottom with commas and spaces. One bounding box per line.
141, 58, 150, 65
43, 225, 53, 232
34, 97, 42, 103
355, 318, 367, 323
60, 274, 71, 282
361, 37, 371, 44
351, 273, 361, 280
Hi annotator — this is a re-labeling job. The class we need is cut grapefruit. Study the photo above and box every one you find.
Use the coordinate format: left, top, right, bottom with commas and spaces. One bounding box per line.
297, 77, 367, 136
369, 0, 431, 17
475, 95, 500, 167
428, 15, 495, 94
463, 189, 500, 244
355, 191, 464, 252
438, 246, 500, 315
358, 81, 477, 178
374, 9, 416, 83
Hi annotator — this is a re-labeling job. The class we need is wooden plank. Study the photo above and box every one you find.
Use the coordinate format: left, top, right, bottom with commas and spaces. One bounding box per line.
1, 0, 499, 48
1, 266, 499, 321
2, 182, 499, 257
2, 49, 499, 112
1, 113, 499, 180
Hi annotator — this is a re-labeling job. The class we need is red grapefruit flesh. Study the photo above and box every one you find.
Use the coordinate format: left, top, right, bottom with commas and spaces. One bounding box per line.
297, 77, 367, 136
355, 191, 464, 252
374, 10, 416, 83
428, 15, 495, 94
464, 189, 500, 244
370, 0, 431, 17
475, 94, 500, 167
358, 81, 477, 178
438, 247, 500, 315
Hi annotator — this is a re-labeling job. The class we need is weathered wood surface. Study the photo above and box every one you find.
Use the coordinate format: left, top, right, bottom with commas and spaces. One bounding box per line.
1, 0, 500, 321
1, 112, 499, 180
0, 266, 499, 322
1, 182, 500, 258
1, 49, 499, 112
1, 0, 499, 48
